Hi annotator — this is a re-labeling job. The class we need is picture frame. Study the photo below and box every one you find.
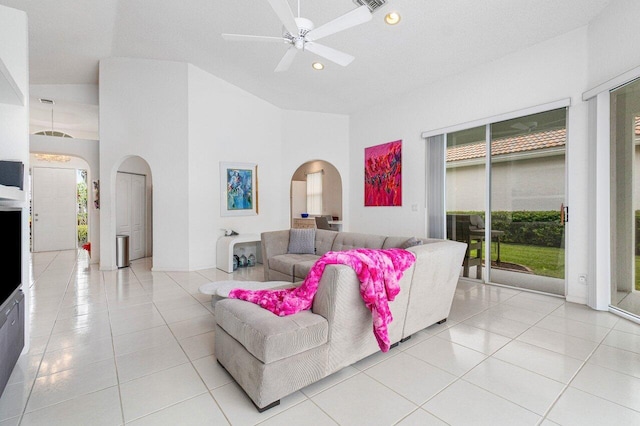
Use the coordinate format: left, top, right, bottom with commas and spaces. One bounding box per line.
364, 140, 402, 207
92, 180, 100, 209
220, 162, 258, 216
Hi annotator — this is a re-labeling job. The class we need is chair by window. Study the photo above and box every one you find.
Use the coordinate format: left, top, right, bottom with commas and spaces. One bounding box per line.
315, 216, 332, 230
446, 214, 483, 279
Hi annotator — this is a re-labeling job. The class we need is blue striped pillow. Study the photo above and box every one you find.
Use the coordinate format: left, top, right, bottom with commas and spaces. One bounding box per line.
288, 228, 316, 254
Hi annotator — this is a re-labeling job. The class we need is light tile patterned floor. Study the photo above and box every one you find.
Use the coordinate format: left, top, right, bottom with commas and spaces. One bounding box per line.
2, 249, 640, 425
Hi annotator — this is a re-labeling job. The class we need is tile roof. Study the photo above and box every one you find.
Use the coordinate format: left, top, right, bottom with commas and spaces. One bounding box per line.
447, 128, 566, 162
446, 116, 640, 163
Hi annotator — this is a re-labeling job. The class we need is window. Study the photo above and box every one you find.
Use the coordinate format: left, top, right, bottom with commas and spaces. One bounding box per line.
306, 171, 323, 215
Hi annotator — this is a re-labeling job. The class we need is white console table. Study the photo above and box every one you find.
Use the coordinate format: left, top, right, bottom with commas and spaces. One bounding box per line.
216, 234, 262, 273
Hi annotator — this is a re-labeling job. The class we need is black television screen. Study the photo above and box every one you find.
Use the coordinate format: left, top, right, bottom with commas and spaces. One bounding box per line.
0, 209, 21, 306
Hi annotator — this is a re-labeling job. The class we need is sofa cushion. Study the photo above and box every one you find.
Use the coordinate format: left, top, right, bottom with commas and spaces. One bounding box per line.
215, 299, 328, 364
288, 228, 316, 254
270, 253, 319, 278
294, 259, 318, 279
314, 229, 339, 256
331, 232, 386, 251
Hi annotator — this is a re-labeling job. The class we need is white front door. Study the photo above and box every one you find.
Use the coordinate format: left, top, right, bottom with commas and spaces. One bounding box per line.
32, 167, 77, 252
116, 172, 146, 261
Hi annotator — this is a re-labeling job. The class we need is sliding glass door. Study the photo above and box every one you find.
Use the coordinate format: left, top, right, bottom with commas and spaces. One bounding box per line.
610, 78, 640, 315
445, 126, 486, 280
488, 110, 566, 295
442, 108, 567, 295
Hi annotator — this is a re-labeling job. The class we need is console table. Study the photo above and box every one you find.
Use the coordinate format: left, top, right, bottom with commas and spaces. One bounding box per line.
216, 234, 262, 273
292, 218, 315, 229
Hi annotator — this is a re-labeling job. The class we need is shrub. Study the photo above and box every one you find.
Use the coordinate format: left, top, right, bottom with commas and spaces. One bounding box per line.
448, 210, 564, 248
78, 224, 88, 244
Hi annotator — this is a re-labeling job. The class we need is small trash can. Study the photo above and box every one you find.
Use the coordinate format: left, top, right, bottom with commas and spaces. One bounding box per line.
116, 235, 130, 268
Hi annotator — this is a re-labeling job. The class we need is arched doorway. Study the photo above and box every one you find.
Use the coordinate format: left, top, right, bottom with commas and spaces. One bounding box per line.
290, 160, 342, 227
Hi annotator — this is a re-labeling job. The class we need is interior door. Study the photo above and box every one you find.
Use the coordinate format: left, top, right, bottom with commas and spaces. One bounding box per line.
130, 174, 146, 260
116, 172, 146, 261
32, 167, 77, 252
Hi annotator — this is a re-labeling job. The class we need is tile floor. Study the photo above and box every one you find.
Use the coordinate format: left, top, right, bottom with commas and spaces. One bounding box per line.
2, 250, 640, 425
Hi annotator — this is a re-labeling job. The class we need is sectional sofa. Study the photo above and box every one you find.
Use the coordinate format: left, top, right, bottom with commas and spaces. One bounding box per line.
260, 229, 429, 282
214, 229, 467, 411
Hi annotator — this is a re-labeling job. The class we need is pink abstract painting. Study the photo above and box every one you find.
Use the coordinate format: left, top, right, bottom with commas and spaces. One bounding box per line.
364, 140, 402, 206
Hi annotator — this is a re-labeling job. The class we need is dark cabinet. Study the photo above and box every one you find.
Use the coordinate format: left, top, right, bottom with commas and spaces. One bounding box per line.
0, 289, 24, 397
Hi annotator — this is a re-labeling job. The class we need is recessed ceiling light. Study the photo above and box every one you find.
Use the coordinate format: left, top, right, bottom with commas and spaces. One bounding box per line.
312, 62, 324, 70
385, 11, 401, 25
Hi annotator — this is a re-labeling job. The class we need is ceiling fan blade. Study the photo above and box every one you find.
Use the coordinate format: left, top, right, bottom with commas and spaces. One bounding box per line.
267, 0, 299, 36
304, 42, 354, 67
305, 5, 372, 42
274, 47, 298, 72
222, 34, 287, 43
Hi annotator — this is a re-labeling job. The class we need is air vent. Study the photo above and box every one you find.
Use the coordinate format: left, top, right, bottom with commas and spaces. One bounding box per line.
38, 98, 55, 105
352, 0, 386, 12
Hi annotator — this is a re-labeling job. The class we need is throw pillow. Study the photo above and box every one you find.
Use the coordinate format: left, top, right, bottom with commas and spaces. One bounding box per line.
288, 228, 316, 254
400, 236, 423, 249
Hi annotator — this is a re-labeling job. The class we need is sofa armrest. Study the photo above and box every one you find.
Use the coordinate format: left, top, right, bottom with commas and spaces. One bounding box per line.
311, 264, 407, 373
401, 240, 467, 337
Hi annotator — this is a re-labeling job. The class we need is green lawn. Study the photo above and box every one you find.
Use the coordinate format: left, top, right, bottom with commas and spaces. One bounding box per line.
499, 243, 565, 279
468, 245, 640, 288
470, 242, 565, 279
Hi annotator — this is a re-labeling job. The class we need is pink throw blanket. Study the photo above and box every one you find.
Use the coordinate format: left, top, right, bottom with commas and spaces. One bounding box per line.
228, 248, 416, 352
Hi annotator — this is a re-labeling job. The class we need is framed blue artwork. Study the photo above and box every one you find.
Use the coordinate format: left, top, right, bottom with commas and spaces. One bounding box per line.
220, 162, 258, 216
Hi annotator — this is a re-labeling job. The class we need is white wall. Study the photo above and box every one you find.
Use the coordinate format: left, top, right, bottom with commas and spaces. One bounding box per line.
349, 27, 591, 303
282, 110, 350, 230
100, 58, 190, 270
187, 64, 285, 270
0, 4, 30, 350
587, 0, 640, 89
100, 59, 350, 271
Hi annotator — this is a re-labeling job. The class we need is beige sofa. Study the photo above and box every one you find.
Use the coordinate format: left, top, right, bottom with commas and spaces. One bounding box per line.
214, 230, 466, 411
261, 229, 422, 282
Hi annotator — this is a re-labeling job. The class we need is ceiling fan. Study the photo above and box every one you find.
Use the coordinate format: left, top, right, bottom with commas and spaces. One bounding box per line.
222, 0, 372, 72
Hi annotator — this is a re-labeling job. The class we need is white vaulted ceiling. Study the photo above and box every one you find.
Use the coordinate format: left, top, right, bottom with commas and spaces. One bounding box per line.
0, 0, 613, 116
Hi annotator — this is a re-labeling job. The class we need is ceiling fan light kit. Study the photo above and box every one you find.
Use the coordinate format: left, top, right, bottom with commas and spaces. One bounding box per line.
222, 0, 373, 72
